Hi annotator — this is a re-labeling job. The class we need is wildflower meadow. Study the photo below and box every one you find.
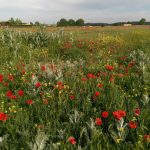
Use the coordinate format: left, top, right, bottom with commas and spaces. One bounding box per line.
0, 26, 150, 150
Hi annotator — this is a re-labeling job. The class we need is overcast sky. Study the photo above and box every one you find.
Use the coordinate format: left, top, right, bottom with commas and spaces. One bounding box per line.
0, 0, 150, 23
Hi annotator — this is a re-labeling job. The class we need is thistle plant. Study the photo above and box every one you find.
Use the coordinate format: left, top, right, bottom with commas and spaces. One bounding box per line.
109, 118, 128, 144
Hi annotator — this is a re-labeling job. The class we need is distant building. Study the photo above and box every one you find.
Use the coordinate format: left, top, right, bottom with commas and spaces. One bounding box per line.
123, 24, 132, 27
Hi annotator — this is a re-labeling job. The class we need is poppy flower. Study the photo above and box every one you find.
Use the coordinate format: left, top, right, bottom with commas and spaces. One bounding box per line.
94, 91, 100, 97
118, 110, 126, 117
55, 82, 64, 91
134, 108, 140, 116
35, 82, 42, 88
87, 73, 96, 79
41, 65, 46, 71
0, 112, 8, 121
57, 82, 63, 86
18, 90, 24, 97
0, 74, 4, 83
6, 90, 13, 97
113, 110, 126, 120
113, 111, 121, 120
97, 83, 103, 88
69, 95, 75, 100
68, 136, 76, 145
26, 100, 33, 105
82, 77, 87, 82
8, 74, 14, 81
95, 118, 102, 126
129, 121, 137, 129
102, 111, 109, 118
144, 135, 150, 142
106, 65, 114, 71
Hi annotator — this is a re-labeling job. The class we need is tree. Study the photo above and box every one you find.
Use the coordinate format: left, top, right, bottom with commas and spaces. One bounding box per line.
68, 19, 75, 26
139, 18, 146, 25
30, 22, 33, 25
76, 19, 84, 26
15, 18, 22, 25
8, 17, 22, 25
35, 21, 40, 26
8, 17, 15, 25
57, 18, 68, 26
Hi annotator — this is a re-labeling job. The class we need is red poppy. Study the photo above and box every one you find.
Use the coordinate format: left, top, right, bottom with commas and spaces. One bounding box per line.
94, 91, 100, 97
95, 118, 102, 126
113, 110, 126, 120
35, 82, 42, 88
102, 111, 109, 118
129, 121, 137, 129
113, 111, 122, 120
0, 112, 8, 121
68, 136, 76, 145
69, 95, 75, 100
87, 73, 96, 79
6, 90, 13, 97
144, 135, 150, 142
106, 65, 114, 71
0, 74, 4, 83
57, 82, 63, 86
82, 77, 87, 82
56, 82, 64, 91
97, 83, 103, 88
8, 74, 14, 81
18, 90, 24, 97
97, 73, 101, 77
41, 65, 46, 71
26, 100, 33, 105
118, 110, 126, 117
134, 108, 140, 116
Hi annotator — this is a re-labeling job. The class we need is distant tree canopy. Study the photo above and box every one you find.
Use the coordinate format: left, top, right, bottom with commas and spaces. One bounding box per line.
68, 19, 76, 26
8, 17, 23, 25
139, 18, 146, 25
57, 18, 68, 26
57, 18, 85, 26
76, 19, 84, 26
35, 21, 41, 26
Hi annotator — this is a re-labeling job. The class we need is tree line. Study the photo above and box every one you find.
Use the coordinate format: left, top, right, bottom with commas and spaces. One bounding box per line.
0, 17, 149, 27
86, 18, 148, 26
0, 17, 42, 26
57, 18, 85, 26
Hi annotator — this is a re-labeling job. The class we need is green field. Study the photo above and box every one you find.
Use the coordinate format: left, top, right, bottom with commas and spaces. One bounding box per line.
0, 26, 150, 149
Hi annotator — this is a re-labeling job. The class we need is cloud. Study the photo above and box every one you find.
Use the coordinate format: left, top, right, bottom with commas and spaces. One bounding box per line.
0, 0, 150, 23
